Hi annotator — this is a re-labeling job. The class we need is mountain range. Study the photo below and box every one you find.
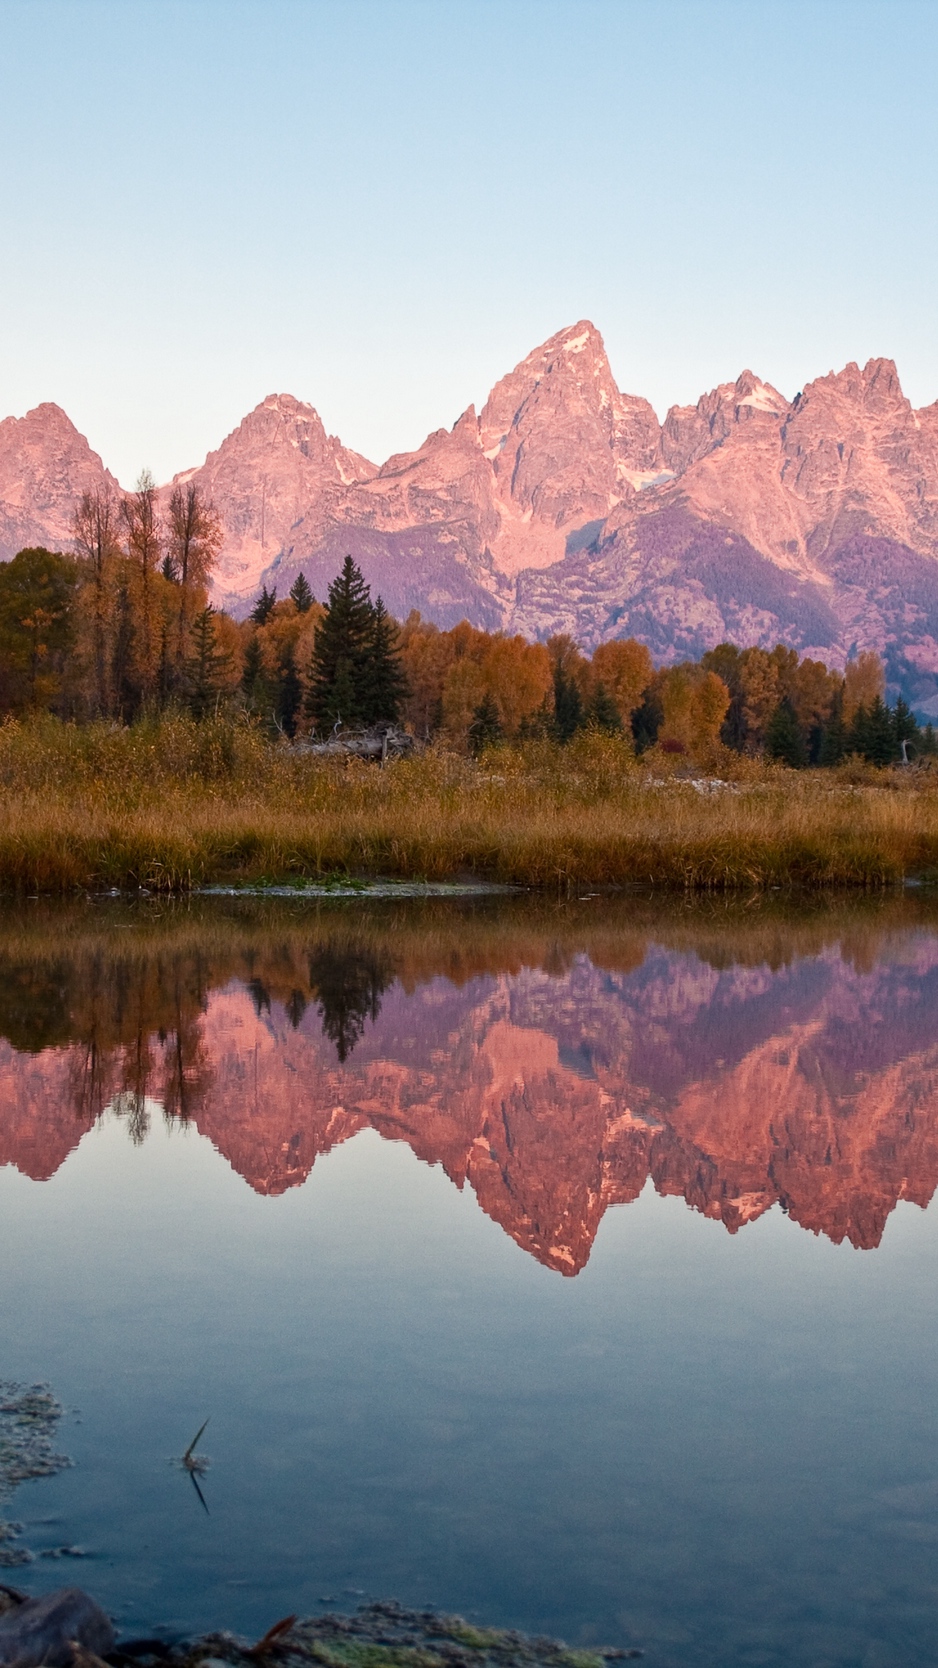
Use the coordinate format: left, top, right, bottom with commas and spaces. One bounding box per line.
5, 324, 938, 709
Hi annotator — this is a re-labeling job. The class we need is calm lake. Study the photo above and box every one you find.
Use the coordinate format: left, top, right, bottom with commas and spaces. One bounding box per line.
2, 893, 938, 1668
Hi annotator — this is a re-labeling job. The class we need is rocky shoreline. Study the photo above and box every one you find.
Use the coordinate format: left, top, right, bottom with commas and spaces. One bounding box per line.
0, 1588, 642, 1668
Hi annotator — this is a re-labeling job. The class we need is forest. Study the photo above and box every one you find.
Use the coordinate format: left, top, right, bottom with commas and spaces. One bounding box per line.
0, 477, 932, 772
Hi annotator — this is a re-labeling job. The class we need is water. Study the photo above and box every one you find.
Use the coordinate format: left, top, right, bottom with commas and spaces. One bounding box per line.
2, 892, 938, 1667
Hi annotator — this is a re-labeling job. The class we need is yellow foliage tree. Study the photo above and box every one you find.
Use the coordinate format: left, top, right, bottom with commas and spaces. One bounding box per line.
843, 650, 885, 724
590, 638, 653, 722
658, 665, 729, 759
480, 635, 552, 734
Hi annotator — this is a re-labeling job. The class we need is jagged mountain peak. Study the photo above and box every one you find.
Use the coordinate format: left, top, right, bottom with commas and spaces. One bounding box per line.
0, 400, 117, 559
5, 331, 938, 709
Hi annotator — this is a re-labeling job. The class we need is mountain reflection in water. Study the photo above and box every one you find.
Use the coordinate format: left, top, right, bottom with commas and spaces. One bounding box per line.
3, 895, 938, 1271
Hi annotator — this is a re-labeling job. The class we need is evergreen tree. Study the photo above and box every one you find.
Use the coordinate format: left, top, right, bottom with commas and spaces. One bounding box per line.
161, 553, 178, 583
553, 665, 585, 743
250, 584, 277, 625
818, 688, 848, 766
186, 606, 232, 720
587, 681, 623, 734
306, 556, 376, 730
289, 573, 314, 614
921, 722, 938, 757
765, 698, 807, 767
631, 686, 663, 753
854, 693, 887, 763
362, 597, 408, 724
307, 940, 394, 1062
893, 696, 919, 760
275, 645, 302, 738
241, 633, 263, 699
849, 703, 871, 760
469, 691, 503, 755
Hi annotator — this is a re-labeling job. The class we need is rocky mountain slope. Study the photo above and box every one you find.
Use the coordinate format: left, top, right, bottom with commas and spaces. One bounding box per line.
0, 404, 117, 560
5, 327, 938, 705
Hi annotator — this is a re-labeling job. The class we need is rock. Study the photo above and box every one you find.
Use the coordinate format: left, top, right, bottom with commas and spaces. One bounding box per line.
0, 1586, 115, 1666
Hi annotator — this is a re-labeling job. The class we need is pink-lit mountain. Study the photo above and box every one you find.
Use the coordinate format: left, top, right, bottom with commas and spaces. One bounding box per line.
5, 325, 938, 706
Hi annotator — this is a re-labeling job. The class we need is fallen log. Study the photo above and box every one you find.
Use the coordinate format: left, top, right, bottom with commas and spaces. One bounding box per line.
293, 727, 417, 761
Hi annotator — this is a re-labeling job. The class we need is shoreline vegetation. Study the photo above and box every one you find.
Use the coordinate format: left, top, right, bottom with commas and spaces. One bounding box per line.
4, 504, 938, 893
2, 714, 938, 893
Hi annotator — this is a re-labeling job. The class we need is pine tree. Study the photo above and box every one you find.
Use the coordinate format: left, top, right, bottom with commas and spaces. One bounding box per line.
588, 681, 623, 734
553, 665, 585, 743
862, 695, 897, 765
250, 584, 277, 625
186, 606, 232, 720
922, 723, 938, 758
362, 597, 408, 724
818, 687, 847, 766
893, 696, 919, 760
275, 645, 302, 737
849, 703, 871, 760
469, 692, 503, 755
765, 698, 807, 768
240, 632, 274, 722
289, 573, 314, 614
306, 557, 376, 730
631, 687, 663, 753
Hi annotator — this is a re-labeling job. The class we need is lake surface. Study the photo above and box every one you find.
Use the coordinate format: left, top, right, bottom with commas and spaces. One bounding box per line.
2, 892, 938, 1668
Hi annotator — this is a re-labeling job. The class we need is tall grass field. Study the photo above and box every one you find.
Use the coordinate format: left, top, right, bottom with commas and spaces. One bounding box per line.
3, 713, 938, 893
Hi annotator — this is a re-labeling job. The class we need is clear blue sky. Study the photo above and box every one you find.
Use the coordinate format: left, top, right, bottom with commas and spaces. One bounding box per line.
1, 0, 936, 486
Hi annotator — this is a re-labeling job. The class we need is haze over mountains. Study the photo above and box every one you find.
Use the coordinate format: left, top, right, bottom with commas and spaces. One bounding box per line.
5, 322, 938, 708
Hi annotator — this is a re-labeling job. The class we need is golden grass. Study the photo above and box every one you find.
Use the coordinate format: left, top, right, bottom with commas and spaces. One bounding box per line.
2, 713, 938, 892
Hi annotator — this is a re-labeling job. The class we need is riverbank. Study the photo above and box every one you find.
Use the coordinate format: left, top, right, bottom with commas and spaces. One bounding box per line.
0, 1588, 639, 1668
2, 714, 938, 892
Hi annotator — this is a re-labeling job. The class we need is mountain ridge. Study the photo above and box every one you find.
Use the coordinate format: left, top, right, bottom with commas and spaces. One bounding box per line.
5, 325, 938, 708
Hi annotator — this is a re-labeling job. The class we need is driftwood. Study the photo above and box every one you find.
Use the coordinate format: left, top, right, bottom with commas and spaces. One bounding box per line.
0, 1586, 115, 1666
294, 726, 417, 761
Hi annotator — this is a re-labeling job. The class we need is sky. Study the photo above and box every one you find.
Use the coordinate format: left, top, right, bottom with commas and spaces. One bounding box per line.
1, 0, 937, 487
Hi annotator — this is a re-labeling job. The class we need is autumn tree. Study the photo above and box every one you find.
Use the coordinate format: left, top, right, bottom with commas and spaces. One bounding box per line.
590, 639, 653, 724
657, 665, 730, 759
120, 470, 162, 702
843, 650, 885, 725
165, 482, 222, 675
73, 485, 122, 715
399, 615, 455, 738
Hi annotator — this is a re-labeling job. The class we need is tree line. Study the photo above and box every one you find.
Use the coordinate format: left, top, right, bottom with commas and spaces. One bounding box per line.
0, 490, 932, 767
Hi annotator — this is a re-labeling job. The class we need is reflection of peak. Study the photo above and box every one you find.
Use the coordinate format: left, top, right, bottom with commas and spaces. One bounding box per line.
3, 919, 938, 1267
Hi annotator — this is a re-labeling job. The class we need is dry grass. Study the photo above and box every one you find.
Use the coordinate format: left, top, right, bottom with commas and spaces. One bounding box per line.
2, 713, 938, 893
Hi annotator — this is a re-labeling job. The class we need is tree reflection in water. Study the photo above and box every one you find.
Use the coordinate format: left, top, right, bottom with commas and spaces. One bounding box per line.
3, 894, 938, 1264
307, 938, 395, 1061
